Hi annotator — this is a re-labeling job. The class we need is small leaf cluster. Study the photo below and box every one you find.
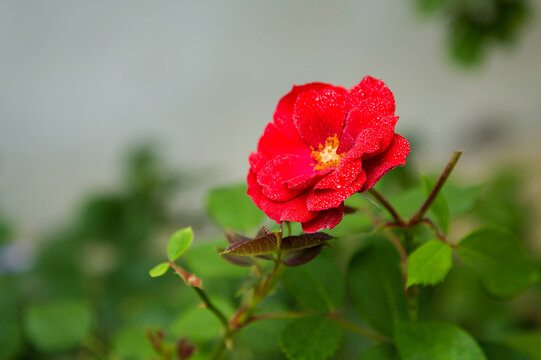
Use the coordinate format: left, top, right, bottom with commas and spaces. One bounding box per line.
146, 152, 541, 360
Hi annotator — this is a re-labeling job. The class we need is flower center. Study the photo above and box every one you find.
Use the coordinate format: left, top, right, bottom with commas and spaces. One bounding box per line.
311, 134, 343, 170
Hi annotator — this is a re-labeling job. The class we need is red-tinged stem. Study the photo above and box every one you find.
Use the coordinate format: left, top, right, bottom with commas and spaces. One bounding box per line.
368, 188, 405, 225
247, 311, 389, 343
328, 315, 390, 343
409, 150, 463, 225
383, 229, 409, 292
169, 261, 230, 332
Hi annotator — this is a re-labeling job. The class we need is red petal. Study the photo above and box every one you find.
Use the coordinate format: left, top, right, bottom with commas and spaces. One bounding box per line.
302, 204, 345, 233
249, 168, 318, 224
339, 113, 397, 155
274, 83, 345, 127
306, 170, 367, 211
257, 122, 309, 159
360, 134, 410, 191
293, 88, 347, 148
346, 76, 395, 118
286, 168, 334, 190
257, 154, 314, 201
249, 152, 269, 173
314, 158, 363, 190
259, 193, 318, 223
340, 122, 397, 165
247, 169, 263, 205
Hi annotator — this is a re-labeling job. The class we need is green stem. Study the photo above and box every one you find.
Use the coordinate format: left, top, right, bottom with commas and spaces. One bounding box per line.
210, 337, 227, 360
169, 262, 230, 331
193, 287, 230, 331
409, 150, 463, 225
211, 252, 285, 358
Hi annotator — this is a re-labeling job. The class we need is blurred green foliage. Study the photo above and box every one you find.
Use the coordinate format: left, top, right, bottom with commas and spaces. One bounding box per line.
1, 146, 541, 359
414, 0, 531, 66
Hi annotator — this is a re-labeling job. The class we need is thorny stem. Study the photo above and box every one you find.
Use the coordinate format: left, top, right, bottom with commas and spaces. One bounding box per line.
169, 261, 230, 332
409, 150, 463, 225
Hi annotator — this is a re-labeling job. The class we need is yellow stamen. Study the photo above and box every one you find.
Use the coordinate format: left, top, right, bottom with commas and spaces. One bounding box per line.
311, 134, 343, 170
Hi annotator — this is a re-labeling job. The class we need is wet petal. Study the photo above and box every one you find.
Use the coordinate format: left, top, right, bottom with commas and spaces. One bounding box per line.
360, 134, 410, 191
302, 204, 345, 233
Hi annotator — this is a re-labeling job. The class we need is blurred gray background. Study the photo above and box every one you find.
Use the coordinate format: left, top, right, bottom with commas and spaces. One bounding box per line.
1, 1, 540, 234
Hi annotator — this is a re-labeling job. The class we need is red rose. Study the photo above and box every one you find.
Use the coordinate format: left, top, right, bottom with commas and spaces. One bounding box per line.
247, 76, 410, 233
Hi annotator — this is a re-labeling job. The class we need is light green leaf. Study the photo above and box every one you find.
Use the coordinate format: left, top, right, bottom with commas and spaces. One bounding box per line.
503, 331, 541, 360
358, 344, 399, 360
422, 175, 450, 234
23, 300, 92, 352
167, 227, 193, 261
280, 317, 342, 360
407, 240, 453, 287
282, 253, 345, 312
206, 184, 265, 231
394, 321, 486, 360
457, 226, 539, 298
170, 298, 234, 342
112, 326, 156, 360
391, 187, 425, 219
149, 262, 170, 277
347, 239, 409, 336
442, 183, 481, 216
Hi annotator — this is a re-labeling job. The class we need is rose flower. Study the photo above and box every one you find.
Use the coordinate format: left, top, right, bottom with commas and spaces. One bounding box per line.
247, 76, 410, 233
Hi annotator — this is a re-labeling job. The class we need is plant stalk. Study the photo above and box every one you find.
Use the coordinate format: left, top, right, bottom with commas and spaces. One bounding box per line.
409, 150, 463, 224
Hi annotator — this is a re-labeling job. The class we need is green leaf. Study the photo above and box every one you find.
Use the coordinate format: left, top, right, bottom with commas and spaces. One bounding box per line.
23, 300, 92, 352
422, 175, 450, 234
442, 183, 481, 216
347, 239, 409, 336
206, 184, 265, 231
407, 240, 453, 287
221, 235, 277, 256
238, 318, 289, 354
457, 226, 539, 298
167, 227, 194, 261
391, 187, 425, 219
170, 298, 234, 342
282, 253, 345, 312
358, 344, 399, 360
0, 321, 22, 359
280, 317, 342, 360
112, 326, 156, 360
503, 331, 541, 360
149, 262, 170, 277
394, 321, 486, 360
480, 342, 530, 360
